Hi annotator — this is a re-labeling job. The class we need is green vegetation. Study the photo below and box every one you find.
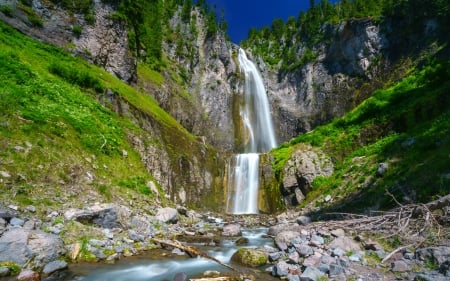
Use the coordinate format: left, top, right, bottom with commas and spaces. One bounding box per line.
242, 0, 450, 70
272, 58, 450, 210
0, 18, 214, 213
0, 262, 21, 275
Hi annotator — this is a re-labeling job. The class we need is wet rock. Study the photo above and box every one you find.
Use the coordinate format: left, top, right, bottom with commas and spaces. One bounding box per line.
173, 272, 187, 281
0, 266, 10, 277
235, 237, 249, 245
300, 266, 325, 281
222, 223, 241, 237
231, 248, 267, 267
155, 207, 179, 224
17, 269, 39, 281
43, 260, 68, 275
172, 248, 185, 256
296, 216, 311, 225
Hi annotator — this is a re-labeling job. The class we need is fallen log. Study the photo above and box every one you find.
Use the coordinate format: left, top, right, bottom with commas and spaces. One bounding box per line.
152, 238, 238, 272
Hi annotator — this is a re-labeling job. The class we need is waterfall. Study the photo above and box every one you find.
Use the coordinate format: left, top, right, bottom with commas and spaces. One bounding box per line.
226, 49, 277, 214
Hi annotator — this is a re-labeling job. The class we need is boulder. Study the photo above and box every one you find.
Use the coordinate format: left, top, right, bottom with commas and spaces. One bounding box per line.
155, 207, 178, 224
300, 266, 325, 281
222, 224, 241, 237
231, 248, 268, 267
42, 260, 68, 275
0, 228, 65, 269
328, 236, 361, 253
17, 269, 39, 281
275, 231, 301, 251
64, 203, 131, 228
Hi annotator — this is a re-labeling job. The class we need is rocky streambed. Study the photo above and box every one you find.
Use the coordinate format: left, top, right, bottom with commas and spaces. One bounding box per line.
0, 203, 449, 281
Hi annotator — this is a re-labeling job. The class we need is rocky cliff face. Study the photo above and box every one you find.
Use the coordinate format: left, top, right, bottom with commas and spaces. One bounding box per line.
158, 8, 240, 152
258, 19, 389, 144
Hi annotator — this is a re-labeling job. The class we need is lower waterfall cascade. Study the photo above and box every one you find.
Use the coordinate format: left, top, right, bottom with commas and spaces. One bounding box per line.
226, 49, 277, 214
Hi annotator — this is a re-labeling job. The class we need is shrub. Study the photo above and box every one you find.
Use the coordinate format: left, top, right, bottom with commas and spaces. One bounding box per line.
0, 5, 13, 17
72, 25, 82, 38
48, 61, 103, 92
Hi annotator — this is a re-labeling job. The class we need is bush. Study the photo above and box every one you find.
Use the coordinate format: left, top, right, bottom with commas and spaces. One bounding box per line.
48, 61, 103, 92
0, 5, 13, 17
72, 25, 82, 38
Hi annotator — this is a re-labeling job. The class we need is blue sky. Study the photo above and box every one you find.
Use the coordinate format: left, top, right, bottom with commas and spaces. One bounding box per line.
206, 0, 314, 43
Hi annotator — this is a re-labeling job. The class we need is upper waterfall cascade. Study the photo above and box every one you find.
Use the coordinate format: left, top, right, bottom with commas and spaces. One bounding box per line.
226, 49, 277, 214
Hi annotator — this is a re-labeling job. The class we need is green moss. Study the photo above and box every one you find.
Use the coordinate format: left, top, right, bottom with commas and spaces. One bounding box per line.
0, 262, 21, 275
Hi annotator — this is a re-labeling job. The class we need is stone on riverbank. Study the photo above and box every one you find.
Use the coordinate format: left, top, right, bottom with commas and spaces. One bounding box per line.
231, 248, 268, 267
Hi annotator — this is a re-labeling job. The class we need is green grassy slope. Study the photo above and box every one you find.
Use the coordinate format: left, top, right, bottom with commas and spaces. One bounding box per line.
0, 20, 207, 212
272, 57, 450, 212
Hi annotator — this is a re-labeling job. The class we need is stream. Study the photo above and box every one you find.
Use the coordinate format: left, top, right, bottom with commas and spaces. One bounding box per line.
61, 227, 279, 281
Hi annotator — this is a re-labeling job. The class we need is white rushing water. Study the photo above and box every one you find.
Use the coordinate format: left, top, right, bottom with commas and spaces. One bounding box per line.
226, 49, 277, 214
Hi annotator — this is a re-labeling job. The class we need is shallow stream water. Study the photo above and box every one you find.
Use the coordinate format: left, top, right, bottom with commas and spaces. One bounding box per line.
62, 227, 279, 281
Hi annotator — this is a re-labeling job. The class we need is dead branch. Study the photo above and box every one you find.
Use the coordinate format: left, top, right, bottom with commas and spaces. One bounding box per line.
152, 238, 237, 272
381, 244, 414, 264
189, 277, 233, 281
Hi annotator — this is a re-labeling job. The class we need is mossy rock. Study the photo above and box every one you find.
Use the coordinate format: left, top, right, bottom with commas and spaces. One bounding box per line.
231, 248, 267, 267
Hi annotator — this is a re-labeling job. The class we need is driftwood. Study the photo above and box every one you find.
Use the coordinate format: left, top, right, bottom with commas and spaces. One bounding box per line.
303, 194, 449, 247
189, 277, 233, 281
152, 238, 238, 272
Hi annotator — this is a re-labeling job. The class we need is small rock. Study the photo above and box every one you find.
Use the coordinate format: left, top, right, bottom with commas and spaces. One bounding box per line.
272, 261, 290, 277
296, 244, 314, 257
17, 269, 39, 281
173, 272, 187, 281
10, 217, 25, 226
349, 252, 363, 262
329, 236, 361, 252
26, 205, 36, 213
324, 195, 332, 202
310, 234, 324, 245
172, 248, 185, 256
391, 260, 411, 272
235, 237, 249, 245
289, 251, 300, 263
103, 229, 114, 239
269, 251, 283, 262
300, 266, 325, 281
7, 205, 18, 211
318, 263, 330, 274
288, 273, 301, 281
128, 230, 145, 242
331, 247, 345, 257
203, 270, 220, 277
89, 239, 106, 247
303, 252, 322, 267
48, 226, 61, 234
43, 260, 68, 275
329, 264, 345, 276
0, 266, 10, 277
331, 229, 345, 237
377, 163, 388, 176
0, 171, 11, 178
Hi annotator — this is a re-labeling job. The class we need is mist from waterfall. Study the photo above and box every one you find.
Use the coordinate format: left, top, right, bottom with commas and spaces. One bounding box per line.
226, 49, 277, 214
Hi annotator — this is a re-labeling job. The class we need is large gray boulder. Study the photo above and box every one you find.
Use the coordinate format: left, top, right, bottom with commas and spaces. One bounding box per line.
281, 144, 333, 206
0, 228, 65, 269
155, 207, 179, 224
64, 203, 131, 228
